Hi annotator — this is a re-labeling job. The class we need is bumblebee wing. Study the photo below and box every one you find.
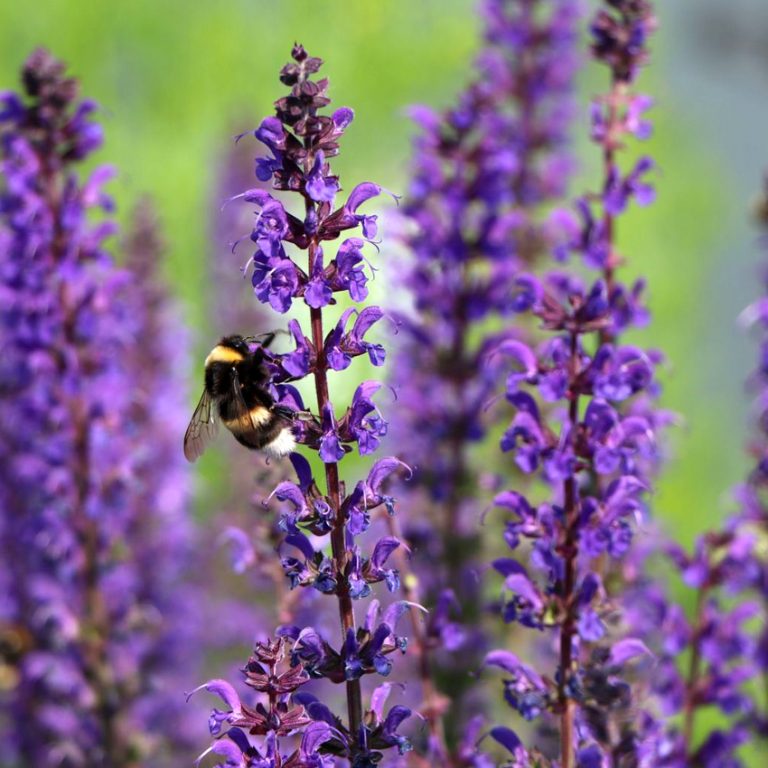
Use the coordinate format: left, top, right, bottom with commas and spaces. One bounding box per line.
183, 388, 219, 462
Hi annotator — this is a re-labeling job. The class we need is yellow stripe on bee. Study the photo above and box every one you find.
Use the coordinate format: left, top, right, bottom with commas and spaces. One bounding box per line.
248, 406, 271, 426
205, 345, 245, 367
221, 405, 271, 431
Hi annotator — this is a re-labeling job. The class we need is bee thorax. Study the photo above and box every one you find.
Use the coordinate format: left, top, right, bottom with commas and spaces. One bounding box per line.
204, 344, 245, 367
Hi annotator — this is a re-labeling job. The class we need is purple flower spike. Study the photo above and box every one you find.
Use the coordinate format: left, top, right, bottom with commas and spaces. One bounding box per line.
0, 53, 199, 764
483, 2, 670, 765
198, 43, 411, 768
618, 175, 768, 766
382, 0, 582, 756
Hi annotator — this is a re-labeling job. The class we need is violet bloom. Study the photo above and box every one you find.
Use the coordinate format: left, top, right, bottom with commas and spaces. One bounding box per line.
204, 129, 312, 647
616, 532, 755, 768
189, 638, 338, 768
0, 51, 198, 766
621, 175, 768, 767
485, 2, 661, 766
387, 0, 580, 757
192, 45, 414, 767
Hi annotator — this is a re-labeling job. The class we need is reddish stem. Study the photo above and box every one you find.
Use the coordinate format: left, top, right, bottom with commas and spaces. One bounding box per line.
41, 154, 119, 763
307, 238, 363, 739
599, 77, 625, 347
682, 588, 706, 756
559, 330, 581, 768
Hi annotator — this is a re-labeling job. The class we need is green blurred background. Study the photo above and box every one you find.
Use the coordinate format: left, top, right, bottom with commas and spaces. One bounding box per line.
1, 0, 766, 540
2, 1, 768, 760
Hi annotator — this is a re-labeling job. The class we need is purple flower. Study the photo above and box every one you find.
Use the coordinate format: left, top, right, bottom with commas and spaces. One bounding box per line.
306, 151, 340, 203
0, 53, 199, 765
483, 2, 667, 764
332, 237, 370, 301
343, 381, 388, 455
324, 307, 386, 370
198, 44, 410, 768
383, 3, 582, 754
305, 245, 334, 308
319, 403, 346, 463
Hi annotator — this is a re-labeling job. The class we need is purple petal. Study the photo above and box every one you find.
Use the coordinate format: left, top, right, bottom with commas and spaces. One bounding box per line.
367, 457, 411, 494
286, 532, 316, 561
290, 453, 313, 490
382, 705, 411, 734
492, 558, 529, 577
195, 740, 244, 767
609, 638, 654, 666
344, 182, 382, 213
371, 537, 400, 569
383, 600, 424, 629
504, 573, 543, 611
352, 306, 384, 339
370, 682, 393, 721
490, 726, 523, 755
332, 107, 355, 130
186, 679, 241, 711
301, 721, 336, 755
270, 482, 306, 511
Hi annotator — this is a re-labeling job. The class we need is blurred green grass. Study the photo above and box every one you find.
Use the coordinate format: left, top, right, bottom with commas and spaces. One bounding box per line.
0, 1, 752, 544
1, 1, 761, 762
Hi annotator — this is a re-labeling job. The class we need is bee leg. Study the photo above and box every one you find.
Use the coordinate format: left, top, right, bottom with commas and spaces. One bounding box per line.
258, 332, 276, 349
272, 404, 297, 420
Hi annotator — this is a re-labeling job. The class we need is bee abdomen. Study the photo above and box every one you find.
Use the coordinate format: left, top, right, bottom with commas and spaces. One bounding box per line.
220, 405, 272, 432
225, 408, 293, 455
262, 427, 296, 459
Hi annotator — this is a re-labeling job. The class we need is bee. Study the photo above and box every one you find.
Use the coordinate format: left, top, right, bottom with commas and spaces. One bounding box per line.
183, 333, 297, 462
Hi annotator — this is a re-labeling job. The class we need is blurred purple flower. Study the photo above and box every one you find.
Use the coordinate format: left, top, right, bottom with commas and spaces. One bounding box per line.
386, 0, 581, 756
0, 52, 199, 766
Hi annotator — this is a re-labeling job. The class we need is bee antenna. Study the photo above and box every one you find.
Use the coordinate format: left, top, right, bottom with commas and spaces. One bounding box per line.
253, 328, 291, 350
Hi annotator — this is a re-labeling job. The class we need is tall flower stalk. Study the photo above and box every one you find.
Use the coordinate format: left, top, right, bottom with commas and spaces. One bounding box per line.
192, 45, 417, 767
619, 175, 768, 767
485, 2, 659, 766
390, 0, 580, 755
0, 51, 198, 766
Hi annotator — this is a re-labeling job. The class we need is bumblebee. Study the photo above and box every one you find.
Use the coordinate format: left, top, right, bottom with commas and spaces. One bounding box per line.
183, 333, 296, 462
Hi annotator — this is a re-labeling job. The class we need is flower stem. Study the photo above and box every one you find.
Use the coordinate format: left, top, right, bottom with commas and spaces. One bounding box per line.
45, 161, 119, 765
599, 77, 624, 347
559, 329, 581, 768
682, 588, 706, 756
308, 278, 363, 738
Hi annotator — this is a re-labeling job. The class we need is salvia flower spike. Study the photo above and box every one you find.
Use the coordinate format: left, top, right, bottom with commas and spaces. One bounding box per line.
389, 0, 580, 757
192, 44, 415, 767
485, 1, 661, 766
0, 50, 199, 766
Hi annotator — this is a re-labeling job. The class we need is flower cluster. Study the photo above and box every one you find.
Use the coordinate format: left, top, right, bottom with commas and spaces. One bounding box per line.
0, 51, 198, 765
6, 5, 768, 768
388, 0, 581, 755
190, 638, 321, 767
193, 45, 416, 768
485, 2, 662, 765
394, 0, 579, 496
615, 532, 757, 767
612, 176, 768, 768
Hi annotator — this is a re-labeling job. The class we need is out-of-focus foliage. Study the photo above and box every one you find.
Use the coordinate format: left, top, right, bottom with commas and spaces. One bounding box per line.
0, 2, 760, 546
1, 3, 767, 763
